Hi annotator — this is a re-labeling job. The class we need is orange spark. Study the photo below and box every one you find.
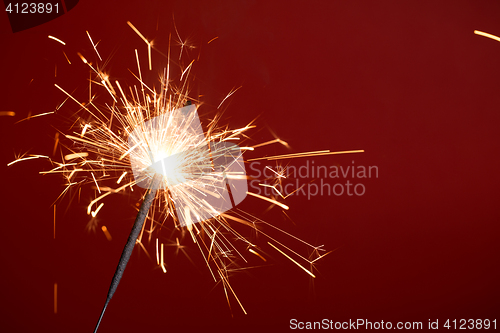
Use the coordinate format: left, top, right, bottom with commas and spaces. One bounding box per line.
266, 166, 286, 178
247, 149, 364, 162
53, 205, 56, 239
53, 283, 58, 314
160, 243, 167, 273
81, 124, 91, 137
52, 132, 60, 156
101, 226, 112, 241
156, 238, 160, 265
62, 51, 71, 64
251, 138, 289, 149
91, 203, 104, 217
248, 248, 267, 262
474, 30, 500, 43
91, 173, 101, 194
86, 31, 102, 61
77, 52, 88, 64
218, 86, 242, 109
54, 84, 91, 112
127, 21, 152, 70
207, 36, 219, 44
14, 110, 55, 124
48, 35, 66, 45
246, 191, 289, 210
268, 242, 315, 278
64, 152, 88, 161
7, 154, 49, 166
259, 184, 285, 198
117, 171, 127, 184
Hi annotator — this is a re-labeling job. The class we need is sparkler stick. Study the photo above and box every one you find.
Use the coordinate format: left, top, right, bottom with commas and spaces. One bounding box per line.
93, 174, 162, 333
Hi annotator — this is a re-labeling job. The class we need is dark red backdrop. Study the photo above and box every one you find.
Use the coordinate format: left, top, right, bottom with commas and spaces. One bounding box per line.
1, 1, 499, 332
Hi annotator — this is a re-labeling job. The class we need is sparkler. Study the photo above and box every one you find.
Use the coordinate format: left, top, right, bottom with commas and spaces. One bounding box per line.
8, 21, 364, 331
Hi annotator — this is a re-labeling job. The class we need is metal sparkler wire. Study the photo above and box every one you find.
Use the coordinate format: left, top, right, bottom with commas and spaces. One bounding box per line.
93, 174, 162, 333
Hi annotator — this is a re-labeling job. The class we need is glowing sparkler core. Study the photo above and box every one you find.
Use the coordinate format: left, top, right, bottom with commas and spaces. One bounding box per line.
128, 104, 210, 190
127, 103, 249, 227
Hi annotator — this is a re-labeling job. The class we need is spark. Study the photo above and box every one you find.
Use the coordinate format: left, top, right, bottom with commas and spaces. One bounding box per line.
65, 134, 107, 149
156, 238, 160, 265
268, 242, 315, 278
86, 31, 102, 61
52, 132, 60, 156
266, 166, 286, 178
117, 171, 127, 184
251, 138, 289, 149
247, 149, 330, 162
54, 84, 91, 112
7, 154, 49, 166
474, 30, 500, 43
218, 86, 242, 109
62, 51, 71, 64
64, 152, 89, 160
218, 270, 247, 315
91, 173, 101, 194
118, 142, 141, 160
173, 18, 196, 60
207, 36, 219, 44
247, 149, 365, 162
91, 203, 104, 217
101, 226, 112, 241
0, 111, 15, 116
54, 283, 58, 314
127, 21, 152, 70
85, 183, 131, 216
180, 59, 194, 81
14, 110, 55, 124
48, 35, 66, 45
114, 80, 129, 105
246, 191, 289, 210
53, 205, 56, 239
284, 183, 307, 199
77, 52, 88, 64
259, 183, 285, 198
248, 248, 267, 262
160, 243, 167, 273
310, 248, 333, 264
226, 174, 251, 180
81, 124, 91, 137
87, 192, 112, 215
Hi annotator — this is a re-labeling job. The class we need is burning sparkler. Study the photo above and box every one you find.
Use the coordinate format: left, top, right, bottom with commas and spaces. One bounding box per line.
8, 21, 363, 331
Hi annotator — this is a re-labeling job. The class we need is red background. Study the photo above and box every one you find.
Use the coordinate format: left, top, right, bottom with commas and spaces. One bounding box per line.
1, 1, 499, 332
